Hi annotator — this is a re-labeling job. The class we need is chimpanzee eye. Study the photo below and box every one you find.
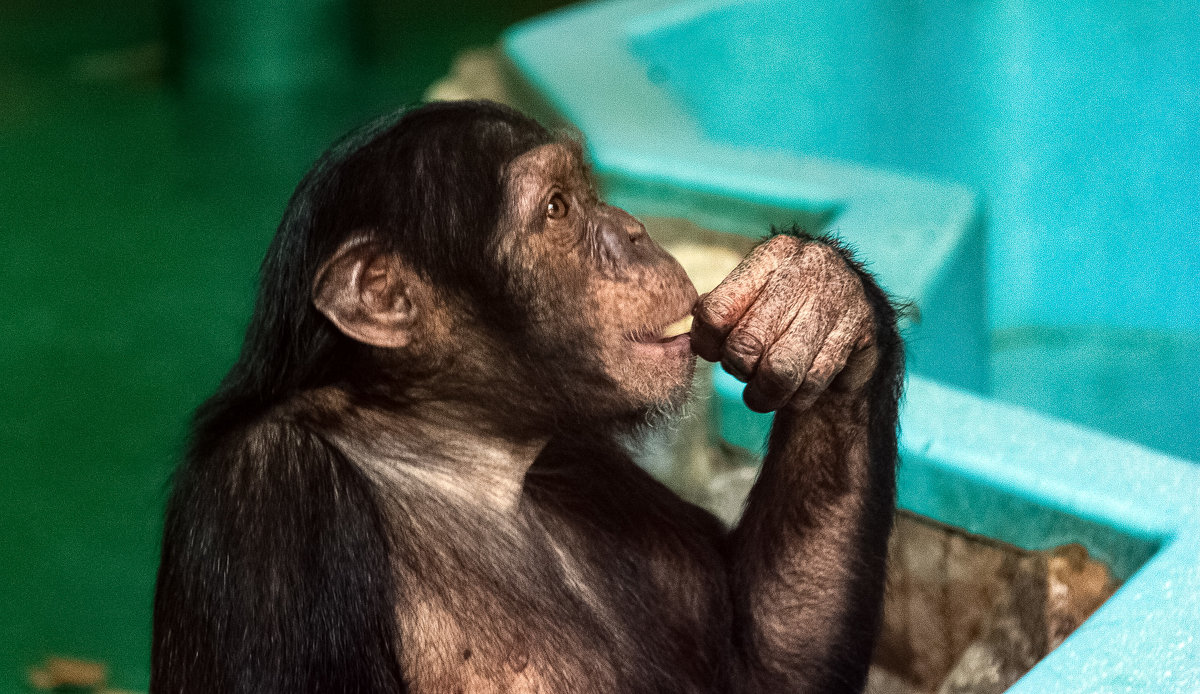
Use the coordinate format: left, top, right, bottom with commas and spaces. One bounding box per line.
546, 193, 569, 220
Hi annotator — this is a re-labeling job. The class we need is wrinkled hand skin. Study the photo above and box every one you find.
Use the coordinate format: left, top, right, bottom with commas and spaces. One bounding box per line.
701, 231, 902, 694
691, 233, 879, 414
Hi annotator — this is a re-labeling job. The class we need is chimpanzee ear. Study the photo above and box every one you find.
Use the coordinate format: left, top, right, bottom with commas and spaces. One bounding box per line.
312, 234, 422, 349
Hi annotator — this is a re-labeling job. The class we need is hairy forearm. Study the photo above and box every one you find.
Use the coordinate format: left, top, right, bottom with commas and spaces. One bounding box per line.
727, 391, 895, 693
692, 229, 904, 692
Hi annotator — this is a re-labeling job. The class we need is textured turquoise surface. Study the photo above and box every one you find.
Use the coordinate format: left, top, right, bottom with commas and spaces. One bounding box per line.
505, 0, 1200, 462
504, 0, 1200, 690
714, 367, 1200, 693
627, 0, 1200, 334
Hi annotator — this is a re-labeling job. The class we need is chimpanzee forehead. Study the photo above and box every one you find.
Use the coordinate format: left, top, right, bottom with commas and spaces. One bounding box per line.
504, 140, 596, 193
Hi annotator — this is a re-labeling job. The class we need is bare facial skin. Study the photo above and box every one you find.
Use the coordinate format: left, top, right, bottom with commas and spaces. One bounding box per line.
499, 142, 699, 414
152, 102, 903, 694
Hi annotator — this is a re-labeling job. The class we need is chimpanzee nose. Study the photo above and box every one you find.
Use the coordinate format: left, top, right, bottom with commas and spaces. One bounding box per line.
602, 205, 646, 244
596, 205, 665, 277
624, 214, 647, 243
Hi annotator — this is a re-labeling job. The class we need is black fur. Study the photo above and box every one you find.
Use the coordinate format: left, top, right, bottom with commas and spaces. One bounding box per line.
153, 419, 406, 693
726, 224, 904, 693
151, 102, 903, 694
201, 101, 553, 424
154, 101, 554, 694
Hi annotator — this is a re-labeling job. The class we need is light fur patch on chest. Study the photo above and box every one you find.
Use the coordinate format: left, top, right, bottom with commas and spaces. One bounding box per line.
399, 593, 612, 694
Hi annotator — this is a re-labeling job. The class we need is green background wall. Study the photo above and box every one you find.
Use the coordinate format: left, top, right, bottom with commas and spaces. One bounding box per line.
0, 1, 569, 690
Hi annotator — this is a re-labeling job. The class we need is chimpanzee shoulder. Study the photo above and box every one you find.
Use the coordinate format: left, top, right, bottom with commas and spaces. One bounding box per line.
152, 412, 407, 694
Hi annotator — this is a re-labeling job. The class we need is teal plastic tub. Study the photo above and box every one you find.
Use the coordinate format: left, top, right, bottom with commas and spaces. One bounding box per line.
503, 1, 1200, 691
503, 0, 1200, 462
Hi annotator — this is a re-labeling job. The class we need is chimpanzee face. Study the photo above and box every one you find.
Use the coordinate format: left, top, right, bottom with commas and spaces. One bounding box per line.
498, 142, 699, 416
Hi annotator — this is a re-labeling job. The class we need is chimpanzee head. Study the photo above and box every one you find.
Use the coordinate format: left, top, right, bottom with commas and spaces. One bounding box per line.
229, 100, 696, 437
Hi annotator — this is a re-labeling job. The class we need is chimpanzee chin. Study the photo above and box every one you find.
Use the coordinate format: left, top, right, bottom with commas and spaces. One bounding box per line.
151, 100, 904, 694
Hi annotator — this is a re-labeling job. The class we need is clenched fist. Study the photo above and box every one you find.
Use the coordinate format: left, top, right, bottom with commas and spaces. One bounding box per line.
690, 234, 880, 414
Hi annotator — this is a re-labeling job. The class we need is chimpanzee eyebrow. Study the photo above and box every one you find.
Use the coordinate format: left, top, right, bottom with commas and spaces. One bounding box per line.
533, 144, 596, 196
502, 141, 599, 221
542, 142, 583, 177
556, 137, 599, 191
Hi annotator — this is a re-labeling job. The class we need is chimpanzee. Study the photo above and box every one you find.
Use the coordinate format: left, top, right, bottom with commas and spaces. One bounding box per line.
151, 100, 903, 694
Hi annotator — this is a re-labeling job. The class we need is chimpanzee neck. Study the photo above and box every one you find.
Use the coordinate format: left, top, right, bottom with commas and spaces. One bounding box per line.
311, 390, 548, 514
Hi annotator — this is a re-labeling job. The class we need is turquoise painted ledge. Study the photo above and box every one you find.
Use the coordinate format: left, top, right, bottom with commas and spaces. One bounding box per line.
504, 0, 988, 395
503, 1, 1200, 691
714, 368, 1200, 693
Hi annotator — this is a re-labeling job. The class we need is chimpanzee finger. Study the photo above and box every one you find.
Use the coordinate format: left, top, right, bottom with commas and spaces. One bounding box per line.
740, 296, 834, 412
721, 268, 810, 382
832, 336, 879, 393
786, 317, 865, 413
742, 349, 805, 413
691, 236, 799, 363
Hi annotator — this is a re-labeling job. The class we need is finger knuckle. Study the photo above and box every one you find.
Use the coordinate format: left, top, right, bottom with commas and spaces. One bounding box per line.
856, 311, 877, 342
791, 380, 823, 409
805, 241, 842, 263
761, 234, 801, 259
845, 300, 874, 334
721, 348, 758, 381
768, 234, 801, 249
725, 329, 766, 360
806, 360, 839, 388
762, 353, 803, 385
697, 295, 737, 325
793, 240, 838, 270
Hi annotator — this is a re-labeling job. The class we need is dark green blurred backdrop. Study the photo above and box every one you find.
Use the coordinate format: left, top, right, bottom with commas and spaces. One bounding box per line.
0, 0, 567, 690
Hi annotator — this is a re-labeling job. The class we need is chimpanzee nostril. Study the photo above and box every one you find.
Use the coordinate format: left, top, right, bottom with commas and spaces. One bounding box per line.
594, 204, 670, 277
602, 204, 646, 242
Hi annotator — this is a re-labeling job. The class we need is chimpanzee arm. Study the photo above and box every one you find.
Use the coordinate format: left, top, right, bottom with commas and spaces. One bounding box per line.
692, 232, 903, 694
150, 417, 407, 694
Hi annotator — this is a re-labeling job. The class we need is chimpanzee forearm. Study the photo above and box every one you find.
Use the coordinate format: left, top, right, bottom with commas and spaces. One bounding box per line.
728, 395, 895, 693
724, 244, 903, 694
156, 99, 910, 694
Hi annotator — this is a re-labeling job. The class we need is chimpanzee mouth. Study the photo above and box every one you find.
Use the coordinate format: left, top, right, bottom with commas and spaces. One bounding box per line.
630, 314, 694, 345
